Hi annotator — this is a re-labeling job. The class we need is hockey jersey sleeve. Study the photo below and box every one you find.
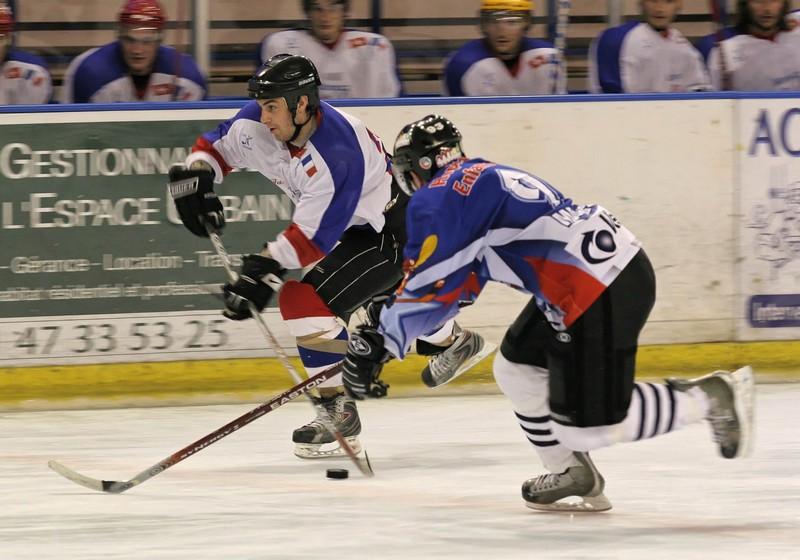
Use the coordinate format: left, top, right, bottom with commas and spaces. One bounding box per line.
166, 51, 208, 101
442, 55, 466, 96
258, 33, 282, 66
352, 36, 402, 98
378, 200, 485, 359
6, 51, 52, 104
588, 25, 628, 93
185, 102, 261, 181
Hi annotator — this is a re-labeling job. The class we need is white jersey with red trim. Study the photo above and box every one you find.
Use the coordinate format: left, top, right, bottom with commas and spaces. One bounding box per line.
588, 22, 710, 93
442, 38, 565, 96
0, 50, 52, 104
707, 31, 800, 91
186, 100, 393, 270
258, 29, 401, 99
377, 158, 641, 360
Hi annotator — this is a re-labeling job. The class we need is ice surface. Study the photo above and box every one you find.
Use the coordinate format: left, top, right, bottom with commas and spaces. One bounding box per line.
1, 385, 799, 559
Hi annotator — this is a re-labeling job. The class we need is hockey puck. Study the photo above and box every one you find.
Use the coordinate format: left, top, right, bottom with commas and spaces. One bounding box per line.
326, 468, 349, 480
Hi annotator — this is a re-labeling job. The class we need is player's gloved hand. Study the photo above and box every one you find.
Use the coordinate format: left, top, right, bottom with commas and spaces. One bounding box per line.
167, 164, 225, 237
222, 254, 285, 320
363, 293, 392, 327
342, 325, 391, 400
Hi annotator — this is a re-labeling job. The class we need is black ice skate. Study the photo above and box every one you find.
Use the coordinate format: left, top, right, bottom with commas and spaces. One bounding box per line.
292, 392, 362, 459
420, 326, 496, 388
522, 452, 612, 512
666, 365, 755, 459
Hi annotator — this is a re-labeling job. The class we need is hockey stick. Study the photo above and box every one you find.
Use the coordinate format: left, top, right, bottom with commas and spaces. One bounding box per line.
170, 0, 185, 101
709, 0, 730, 90
48, 365, 340, 494
207, 228, 374, 477
551, 0, 570, 94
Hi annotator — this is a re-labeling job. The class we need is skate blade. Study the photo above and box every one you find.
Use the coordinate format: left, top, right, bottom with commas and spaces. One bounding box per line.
430, 341, 498, 388
729, 365, 755, 458
525, 492, 613, 513
293, 436, 362, 460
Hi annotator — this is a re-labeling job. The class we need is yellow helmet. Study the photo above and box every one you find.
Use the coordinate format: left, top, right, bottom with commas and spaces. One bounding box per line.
480, 0, 533, 12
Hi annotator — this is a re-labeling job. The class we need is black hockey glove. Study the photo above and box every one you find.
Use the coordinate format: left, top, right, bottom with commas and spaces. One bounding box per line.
167, 164, 225, 237
363, 293, 392, 327
342, 325, 391, 400
222, 254, 286, 320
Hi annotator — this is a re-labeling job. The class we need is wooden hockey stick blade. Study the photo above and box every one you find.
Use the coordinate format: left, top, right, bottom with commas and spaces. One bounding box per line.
48, 365, 339, 494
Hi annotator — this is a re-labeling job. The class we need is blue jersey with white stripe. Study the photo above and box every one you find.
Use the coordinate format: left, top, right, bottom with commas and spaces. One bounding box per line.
186, 101, 393, 269
379, 158, 641, 359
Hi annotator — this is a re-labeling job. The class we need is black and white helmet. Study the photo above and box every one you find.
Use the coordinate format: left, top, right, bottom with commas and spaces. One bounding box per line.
248, 53, 322, 115
391, 114, 465, 196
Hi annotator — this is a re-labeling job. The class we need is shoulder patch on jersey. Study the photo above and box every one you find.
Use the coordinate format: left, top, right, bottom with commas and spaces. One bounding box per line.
416, 234, 439, 267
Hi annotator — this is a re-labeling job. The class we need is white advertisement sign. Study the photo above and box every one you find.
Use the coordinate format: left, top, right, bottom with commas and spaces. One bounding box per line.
738, 100, 800, 340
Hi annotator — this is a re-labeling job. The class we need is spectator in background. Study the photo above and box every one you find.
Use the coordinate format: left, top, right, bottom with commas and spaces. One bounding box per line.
588, 0, 710, 93
443, 0, 565, 96
258, 0, 402, 99
695, 1, 800, 63
0, 3, 52, 104
60, 0, 206, 103
706, 0, 800, 90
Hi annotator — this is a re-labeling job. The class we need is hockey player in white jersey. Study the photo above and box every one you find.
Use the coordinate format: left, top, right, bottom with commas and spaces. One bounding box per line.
588, 0, 711, 93
341, 114, 755, 512
443, 0, 565, 96
167, 55, 489, 459
0, 3, 52, 105
707, 0, 800, 90
60, 0, 206, 104
258, 0, 401, 99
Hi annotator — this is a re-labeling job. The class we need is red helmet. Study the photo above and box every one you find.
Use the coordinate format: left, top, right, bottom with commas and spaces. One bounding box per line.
0, 4, 14, 34
119, 0, 166, 30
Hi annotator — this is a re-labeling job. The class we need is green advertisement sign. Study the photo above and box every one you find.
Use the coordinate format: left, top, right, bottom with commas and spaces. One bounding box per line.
0, 119, 293, 319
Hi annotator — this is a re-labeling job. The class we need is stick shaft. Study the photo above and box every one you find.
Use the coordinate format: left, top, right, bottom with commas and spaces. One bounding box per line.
121, 367, 337, 490
49, 366, 338, 493
208, 230, 373, 476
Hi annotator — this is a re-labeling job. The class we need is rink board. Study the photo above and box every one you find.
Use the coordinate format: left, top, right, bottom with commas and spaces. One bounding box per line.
0, 94, 798, 405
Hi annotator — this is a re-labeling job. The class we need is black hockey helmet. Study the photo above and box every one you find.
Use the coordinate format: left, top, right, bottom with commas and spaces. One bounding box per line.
248, 53, 322, 115
302, 0, 349, 12
392, 115, 465, 196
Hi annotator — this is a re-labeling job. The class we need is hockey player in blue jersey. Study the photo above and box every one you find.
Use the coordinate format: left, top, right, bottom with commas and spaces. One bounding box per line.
341, 114, 756, 512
